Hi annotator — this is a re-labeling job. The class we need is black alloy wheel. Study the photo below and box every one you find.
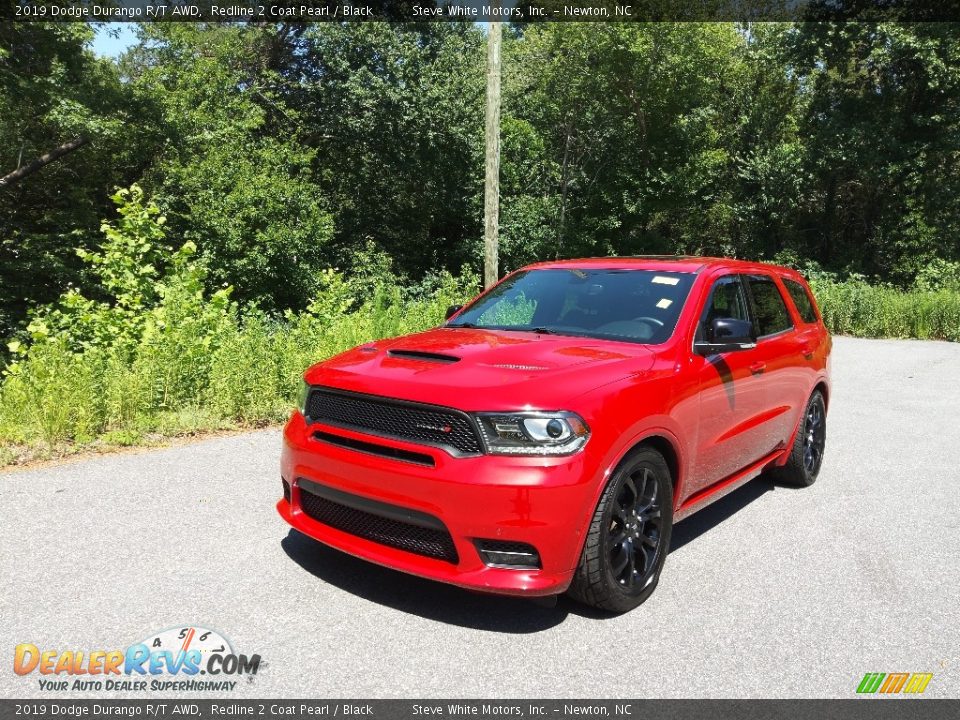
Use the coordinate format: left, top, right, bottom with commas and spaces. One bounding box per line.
568, 447, 673, 612
802, 395, 826, 476
608, 465, 663, 589
769, 389, 827, 487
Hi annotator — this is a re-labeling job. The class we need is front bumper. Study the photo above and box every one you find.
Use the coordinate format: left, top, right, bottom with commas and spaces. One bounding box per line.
278, 412, 603, 596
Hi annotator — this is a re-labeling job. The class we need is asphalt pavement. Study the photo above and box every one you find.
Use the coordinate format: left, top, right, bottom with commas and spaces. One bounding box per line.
2, 336, 958, 699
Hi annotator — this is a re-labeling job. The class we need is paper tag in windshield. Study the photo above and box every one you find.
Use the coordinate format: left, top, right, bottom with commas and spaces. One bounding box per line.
656, 298, 673, 309
651, 275, 679, 285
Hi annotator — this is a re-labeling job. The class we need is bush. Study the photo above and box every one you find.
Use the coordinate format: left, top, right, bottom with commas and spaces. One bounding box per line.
0, 340, 106, 447
812, 280, 960, 341
0, 187, 479, 463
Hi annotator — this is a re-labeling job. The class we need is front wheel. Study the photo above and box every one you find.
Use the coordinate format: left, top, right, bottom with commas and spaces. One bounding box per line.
568, 447, 673, 613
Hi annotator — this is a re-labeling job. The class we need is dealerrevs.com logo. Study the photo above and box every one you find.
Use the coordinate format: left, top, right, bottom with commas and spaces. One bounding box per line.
14, 626, 261, 693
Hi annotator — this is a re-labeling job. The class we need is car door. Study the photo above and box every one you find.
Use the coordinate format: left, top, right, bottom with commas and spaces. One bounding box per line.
691, 274, 771, 492
742, 274, 807, 452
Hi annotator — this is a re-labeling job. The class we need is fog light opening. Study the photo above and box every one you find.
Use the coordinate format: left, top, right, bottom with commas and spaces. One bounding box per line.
282, 478, 291, 504
476, 540, 541, 569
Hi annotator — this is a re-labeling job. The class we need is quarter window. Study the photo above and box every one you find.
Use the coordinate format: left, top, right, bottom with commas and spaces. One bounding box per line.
783, 279, 819, 324
746, 275, 793, 336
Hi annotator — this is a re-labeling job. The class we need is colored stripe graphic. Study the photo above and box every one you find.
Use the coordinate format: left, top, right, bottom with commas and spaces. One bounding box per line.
857, 673, 886, 693
880, 673, 909, 693
857, 672, 933, 694
903, 673, 933, 694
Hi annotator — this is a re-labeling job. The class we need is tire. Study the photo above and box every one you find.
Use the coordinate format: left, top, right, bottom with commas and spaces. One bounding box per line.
769, 390, 827, 487
568, 447, 673, 613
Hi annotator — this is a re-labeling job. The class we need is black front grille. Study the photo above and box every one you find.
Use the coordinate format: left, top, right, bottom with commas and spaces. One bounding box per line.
305, 388, 482, 455
313, 430, 435, 466
298, 481, 459, 564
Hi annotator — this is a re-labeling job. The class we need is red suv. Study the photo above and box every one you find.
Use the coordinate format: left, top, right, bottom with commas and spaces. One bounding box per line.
279, 257, 830, 612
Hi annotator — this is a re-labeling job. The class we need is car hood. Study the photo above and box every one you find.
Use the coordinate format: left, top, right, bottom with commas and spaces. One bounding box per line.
304, 327, 656, 411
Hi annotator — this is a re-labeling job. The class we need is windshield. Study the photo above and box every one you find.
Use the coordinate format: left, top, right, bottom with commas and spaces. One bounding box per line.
447, 268, 696, 344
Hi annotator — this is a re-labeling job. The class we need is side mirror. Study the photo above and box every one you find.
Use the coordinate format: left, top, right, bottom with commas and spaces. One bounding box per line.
694, 317, 756, 355
445, 304, 463, 320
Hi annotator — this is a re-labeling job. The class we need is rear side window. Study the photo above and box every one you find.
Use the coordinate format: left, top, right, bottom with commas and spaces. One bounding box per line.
746, 275, 793, 337
783, 279, 819, 324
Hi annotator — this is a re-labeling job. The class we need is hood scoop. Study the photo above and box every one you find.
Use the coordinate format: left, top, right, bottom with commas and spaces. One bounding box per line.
387, 349, 461, 364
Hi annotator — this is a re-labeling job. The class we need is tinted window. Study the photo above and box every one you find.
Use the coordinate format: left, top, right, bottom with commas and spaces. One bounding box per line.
703, 276, 750, 323
449, 268, 696, 344
783, 279, 819, 324
699, 276, 750, 340
746, 275, 793, 336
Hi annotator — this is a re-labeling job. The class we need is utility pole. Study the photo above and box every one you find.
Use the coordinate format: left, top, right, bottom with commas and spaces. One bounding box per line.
483, 18, 502, 289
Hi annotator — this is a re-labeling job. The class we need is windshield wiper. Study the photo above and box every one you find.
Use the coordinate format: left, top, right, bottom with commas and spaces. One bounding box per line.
448, 323, 558, 335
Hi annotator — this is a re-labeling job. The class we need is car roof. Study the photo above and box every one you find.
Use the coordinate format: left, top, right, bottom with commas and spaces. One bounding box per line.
520, 256, 801, 277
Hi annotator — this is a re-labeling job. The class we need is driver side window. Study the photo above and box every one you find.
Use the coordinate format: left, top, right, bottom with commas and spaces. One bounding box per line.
699, 276, 750, 340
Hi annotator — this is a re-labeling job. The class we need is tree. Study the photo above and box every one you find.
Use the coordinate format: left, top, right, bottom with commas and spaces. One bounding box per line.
504, 24, 750, 264
0, 137, 90, 189
286, 23, 486, 279
0, 23, 148, 340
125, 23, 335, 311
776, 21, 960, 281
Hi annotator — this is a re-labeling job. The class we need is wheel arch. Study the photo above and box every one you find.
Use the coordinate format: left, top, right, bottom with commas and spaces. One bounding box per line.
773, 380, 830, 468
813, 379, 830, 410
572, 428, 686, 566
625, 433, 682, 509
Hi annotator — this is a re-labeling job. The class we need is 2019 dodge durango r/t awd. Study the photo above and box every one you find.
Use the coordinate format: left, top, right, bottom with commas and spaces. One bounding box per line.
278, 257, 831, 612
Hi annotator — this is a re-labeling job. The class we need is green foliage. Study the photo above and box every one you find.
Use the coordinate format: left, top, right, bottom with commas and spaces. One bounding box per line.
5, 22, 960, 338
131, 24, 336, 309
0, 186, 479, 462
914, 259, 960, 293
0, 340, 105, 448
99, 429, 145, 447
8, 185, 191, 356
79, 186, 169, 309
812, 280, 960, 342
290, 23, 486, 278
504, 23, 751, 264
0, 23, 158, 340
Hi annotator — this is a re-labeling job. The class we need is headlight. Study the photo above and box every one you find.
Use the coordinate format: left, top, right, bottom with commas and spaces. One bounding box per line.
474, 412, 589, 455
297, 379, 310, 416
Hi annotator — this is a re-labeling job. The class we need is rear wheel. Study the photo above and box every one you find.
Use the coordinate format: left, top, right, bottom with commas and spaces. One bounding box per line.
568, 447, 673, 613
770, 390, 827, 487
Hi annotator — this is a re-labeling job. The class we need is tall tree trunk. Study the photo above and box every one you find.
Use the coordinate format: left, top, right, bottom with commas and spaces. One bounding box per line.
483, 18, 502, 289
0, 137, 89, 189
557, 123, 572, 258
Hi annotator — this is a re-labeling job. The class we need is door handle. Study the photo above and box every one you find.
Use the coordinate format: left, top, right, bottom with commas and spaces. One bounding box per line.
801, 343, 815, 360
749, 361, 766, 375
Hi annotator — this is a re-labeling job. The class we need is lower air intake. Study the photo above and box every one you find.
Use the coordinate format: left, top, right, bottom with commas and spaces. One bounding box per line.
298, 481, 458, 564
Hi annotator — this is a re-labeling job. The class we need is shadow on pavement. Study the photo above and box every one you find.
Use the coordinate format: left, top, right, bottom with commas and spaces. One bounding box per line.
281, 476, 779, 630
281, 529, 570, 632
670, 476, 777, 553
